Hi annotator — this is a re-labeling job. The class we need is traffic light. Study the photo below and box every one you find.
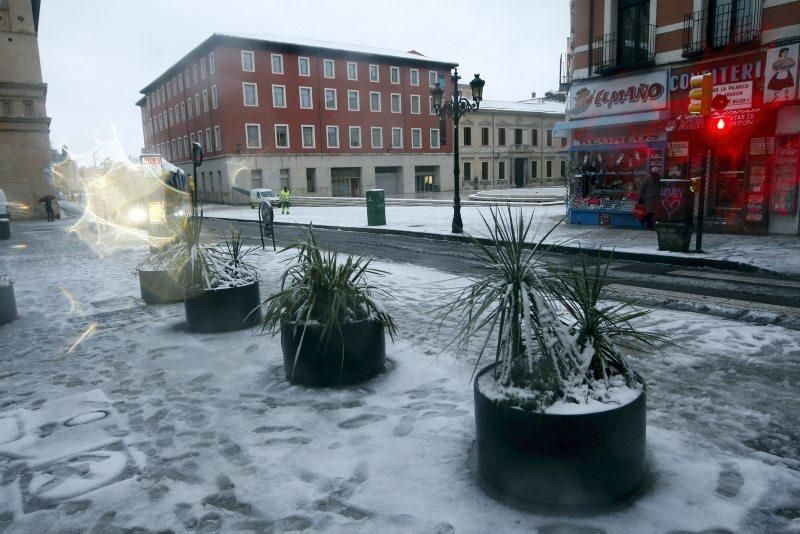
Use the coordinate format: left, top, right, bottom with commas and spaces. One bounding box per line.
688, 73, 713, 115
707, 115, 730, 138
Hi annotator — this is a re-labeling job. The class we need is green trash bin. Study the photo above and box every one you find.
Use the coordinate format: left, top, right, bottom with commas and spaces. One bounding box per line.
366, 189, 386, 226
0, 218, 10, 240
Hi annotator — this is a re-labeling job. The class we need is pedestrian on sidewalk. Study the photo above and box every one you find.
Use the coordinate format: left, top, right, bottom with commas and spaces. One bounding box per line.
44, 198, 55, 222
279, 187, 291, 215
638, 170, 661, 229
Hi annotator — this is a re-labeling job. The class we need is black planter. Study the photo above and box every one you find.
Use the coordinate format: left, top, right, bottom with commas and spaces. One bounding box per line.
139, 269, 185, 304
280, 318, 385, 386
474, 364, 646, 512
184, 281, 261, 332
0, 218, 10, 240
0, 284, 17, 325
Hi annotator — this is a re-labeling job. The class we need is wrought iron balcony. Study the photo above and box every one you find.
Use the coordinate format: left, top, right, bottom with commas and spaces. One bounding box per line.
559, 53, 572, 91
592, 24, 656, 75
682, 0, 762, 58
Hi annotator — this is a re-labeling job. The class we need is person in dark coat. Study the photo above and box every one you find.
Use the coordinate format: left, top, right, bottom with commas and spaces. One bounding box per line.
638, 171, 661, 229
44, 198, 55, 222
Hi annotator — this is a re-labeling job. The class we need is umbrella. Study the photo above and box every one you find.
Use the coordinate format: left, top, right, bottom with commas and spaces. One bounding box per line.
38, 194, 56, 203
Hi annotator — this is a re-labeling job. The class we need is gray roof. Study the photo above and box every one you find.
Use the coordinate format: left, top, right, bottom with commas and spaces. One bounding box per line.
479, 99, 565, 115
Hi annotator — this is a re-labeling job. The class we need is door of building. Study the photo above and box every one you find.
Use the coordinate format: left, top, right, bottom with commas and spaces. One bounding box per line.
514, 159, 525, 188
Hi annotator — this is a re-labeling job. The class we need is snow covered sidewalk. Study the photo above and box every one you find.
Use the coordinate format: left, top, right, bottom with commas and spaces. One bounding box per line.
0, 220, 798, 532
204, 203, 800, 276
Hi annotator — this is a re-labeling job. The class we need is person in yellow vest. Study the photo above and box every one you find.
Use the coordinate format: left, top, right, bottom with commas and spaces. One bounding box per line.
279, 187, 291, 214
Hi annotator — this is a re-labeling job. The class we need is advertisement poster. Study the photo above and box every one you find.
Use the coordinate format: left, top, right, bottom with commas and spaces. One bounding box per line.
770, 134, 800, 214
764, 43, 799, 104
712, 81, 753, 110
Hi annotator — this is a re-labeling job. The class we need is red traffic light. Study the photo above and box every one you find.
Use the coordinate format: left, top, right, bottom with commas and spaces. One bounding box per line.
716, 117, 726, 130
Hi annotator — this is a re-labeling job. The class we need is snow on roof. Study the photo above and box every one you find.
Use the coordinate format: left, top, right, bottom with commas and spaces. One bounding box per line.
479, 99, 565, 115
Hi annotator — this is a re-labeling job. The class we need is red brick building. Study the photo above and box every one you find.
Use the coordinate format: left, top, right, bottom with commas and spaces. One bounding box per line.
558, 0, 800, 235
136, 33, 457, 202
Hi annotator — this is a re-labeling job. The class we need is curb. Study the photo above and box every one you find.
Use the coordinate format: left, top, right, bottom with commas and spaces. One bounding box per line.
210, 216, 772, 275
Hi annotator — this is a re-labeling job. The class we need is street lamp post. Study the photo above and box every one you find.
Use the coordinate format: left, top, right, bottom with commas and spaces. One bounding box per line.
432, 68, 485, 233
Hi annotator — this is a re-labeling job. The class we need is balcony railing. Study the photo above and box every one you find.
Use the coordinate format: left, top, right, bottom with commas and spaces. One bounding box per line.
592, 24, 656, 75
559, 53, 572, 91
682, 0, 762, 58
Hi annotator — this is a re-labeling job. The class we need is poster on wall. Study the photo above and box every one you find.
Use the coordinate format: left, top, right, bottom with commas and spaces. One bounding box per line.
770, 134, 799, 214
764, 43, 799, 104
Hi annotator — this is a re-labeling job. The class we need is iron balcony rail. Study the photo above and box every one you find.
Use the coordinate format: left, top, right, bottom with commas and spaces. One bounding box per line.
559, 53, 572, 90
592, 24, 656, 75
682, 0, 762, 58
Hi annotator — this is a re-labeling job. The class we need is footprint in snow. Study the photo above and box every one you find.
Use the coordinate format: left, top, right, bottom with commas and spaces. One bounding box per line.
337, 413, 387, 429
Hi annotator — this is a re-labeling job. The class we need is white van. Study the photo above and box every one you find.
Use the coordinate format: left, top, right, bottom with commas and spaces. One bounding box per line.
0, 190, 8, 218
249, 188, 280, 208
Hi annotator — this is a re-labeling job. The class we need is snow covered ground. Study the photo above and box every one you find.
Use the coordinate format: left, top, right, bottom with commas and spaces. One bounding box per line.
0, 219, 799, 532
203, 203, 800, 276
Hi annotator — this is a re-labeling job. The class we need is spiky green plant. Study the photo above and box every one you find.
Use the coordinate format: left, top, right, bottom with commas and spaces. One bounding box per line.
260, 224, 397, 374
222, 225, 256, 269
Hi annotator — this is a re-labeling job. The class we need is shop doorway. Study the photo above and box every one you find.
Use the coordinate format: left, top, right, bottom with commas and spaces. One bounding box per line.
514, 159, 525, 188
709, 151, 746, 224
331, 168, 361, 197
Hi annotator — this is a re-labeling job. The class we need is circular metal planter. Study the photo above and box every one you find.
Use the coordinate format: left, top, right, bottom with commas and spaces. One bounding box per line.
138, 269, 185, 305
0, 284, 17, 325
184, 281, 261, 333
474, 364, 646, 512
280, 318, 385, 386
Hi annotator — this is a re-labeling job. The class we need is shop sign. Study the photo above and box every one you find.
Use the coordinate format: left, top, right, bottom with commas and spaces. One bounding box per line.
712, 81, 752, 110
573, 130, 666, 146
669, 109, 761, 132
668, 142, 689, 157
568, 71, 668, 119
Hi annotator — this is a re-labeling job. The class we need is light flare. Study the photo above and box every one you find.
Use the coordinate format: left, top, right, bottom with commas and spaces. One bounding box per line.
66, 321, 98, 355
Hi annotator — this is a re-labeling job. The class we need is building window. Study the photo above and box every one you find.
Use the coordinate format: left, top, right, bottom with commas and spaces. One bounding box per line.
251, 169, 263, 189
214, 125, 221, 151
299, 87, 313, 109
411, 128, 422, 149
178, 75, 183, 92
430, 129, 440, 148
187, 98, 193, 118
202, 90, 209, 112
205, 128, 212, 151
200, 58, 206, 79
546, 160, 552, 177
298, 56, 310, 76
463, 127, 472, 146
211, 85, 218, 109
498, 128, 506, 146
499, 161, 505, 180
209, 52, 215, 74
184, 69, 190, 88
429, 96, 436, 115
429, 71, 438, 87
410, 94, 420, 114
193, 64, 198, 83
166, 81, 172, 98
245, 124, 262, 148
390, 66, 400, 84
464, 162, 472, 180
272, 85, 286, 108
514, 129, 523, 145
547, 129, 553, 147
323, 59, 335, 78
184, 135, 189, 155
481, 161, 489, 180
347, 62, 358, 80
326, 126, 339, 148
390, 93, 401, 113
561, 137, 568, 147
391, 127, 402, 148
347, 90, 360, 111
481, 127, 489, 145
275, 125, 289, 148
410, 69, 419, 86
171, 139, 177, 157
161, 86, 166, 102
560, 159, 566, 177
243, 83, 258, 106
532, 129, 538, 146
371, 127, 383, 148
325, 89, 337, 110
369, 64, 379, 82
168, 108, 174, 126
241, 51, 254, 72
302, 125, 315, 148
194, 94, 200, 115
369, 91, 381, 112
306, 168, 316, 193
349, 126, 362, 148
271, 54, 284, 74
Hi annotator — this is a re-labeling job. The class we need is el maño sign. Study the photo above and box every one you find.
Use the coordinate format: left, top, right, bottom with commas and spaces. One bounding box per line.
568, 71, 668, 119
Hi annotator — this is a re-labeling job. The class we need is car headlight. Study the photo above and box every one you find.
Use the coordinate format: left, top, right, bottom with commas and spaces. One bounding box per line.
127, 206, 148, 225
174, 209, 185, 217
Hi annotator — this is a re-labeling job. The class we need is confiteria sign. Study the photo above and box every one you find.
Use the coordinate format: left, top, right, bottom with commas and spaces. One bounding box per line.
568, 70, 668, 119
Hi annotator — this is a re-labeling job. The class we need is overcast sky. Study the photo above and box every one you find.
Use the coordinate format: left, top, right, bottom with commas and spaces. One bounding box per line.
38, 0, 569, 161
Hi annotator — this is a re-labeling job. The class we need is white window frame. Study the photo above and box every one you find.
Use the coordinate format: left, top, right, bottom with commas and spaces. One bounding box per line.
323, 59, 335, 79
298, 56, 310, 76
410, 94, 421, 114
429, 96, 437, 115
272, 84, 287, 108
200, 58, 206, 79
390, 66, 400, 84
391, 127, 403, 148
429, 70, 437, 87
211, 85, 218, 109
187, 98, 193, 118
193, 64, 198, 83
177, 76, 183, 92
243, 82, 258, 107
168, 108, 174, 126
326, 125, 339, 148
348, 126, 362, 148
245, 123, 262, 148
430, 129, 440, 148
205, 128, 212, 151
390, 93, 401, 113
202, 89, 209, 112
411, 128, 422, 149
347, 90, 360, 111
194, 94, 200, 115
410, 68, 419, 86
369, 91, 381, 112
324, 88, 337, 110
299, 86, 313, 109
347, 61, 358, 81
301, 125, 315, 148
184, 69, 190, 87
209, 52, 215, 74
241, 50, 255, 72
183, 135, 189, 155
274, 124, 290, 148
271, 53, 284, 74
214, 125, 221, 151
369, 64, 379, 82
166, 81, 172, 99
371, 127, 383, 148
